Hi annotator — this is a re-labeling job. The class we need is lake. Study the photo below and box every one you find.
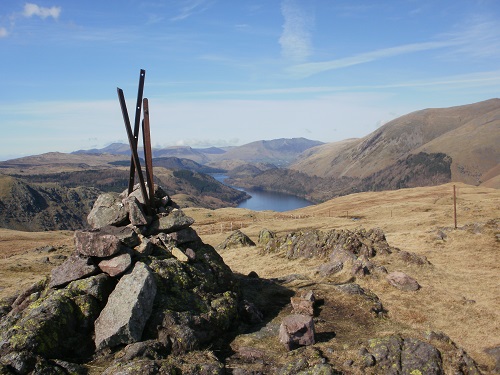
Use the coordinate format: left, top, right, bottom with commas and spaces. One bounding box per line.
211, 174, 313, 212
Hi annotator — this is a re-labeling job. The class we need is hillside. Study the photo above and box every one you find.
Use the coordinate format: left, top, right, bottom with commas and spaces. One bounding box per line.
291, 99, 500, 186
2, 183, 498, 373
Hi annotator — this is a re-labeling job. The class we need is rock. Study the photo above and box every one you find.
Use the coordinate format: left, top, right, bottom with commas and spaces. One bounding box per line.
49, 255, 98, 288
291, 297, 315, 316
134, 236, 153, 256
367, 335, 443, 374
87, 192, 128, 229
386, 271, 420, 291
258, 228, 276, 245
185, 248, 196, 261
123, 195, 149, 226
99, 225, 141, 248
148, 209, 195, 235
279, 314, 315, 350
98, 253, 132, 277
171, 247, 189, 262
165, 227, 200, 245
94, 262, 157, 350
74, 230, 122, 258
217, 230, 256, 250
0, 287, 102, 359
317, 262, 343, 277
485, 346, 500, 373
239, 300, 264, 324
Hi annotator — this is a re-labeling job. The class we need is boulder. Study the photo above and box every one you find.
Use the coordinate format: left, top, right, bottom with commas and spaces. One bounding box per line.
94, 262, 157, 350
99, 225, 140, 248
279, 314, 315, 350
87, 192, 128, 229
164, 227, 200, 245
49, 255, 98, 288
387, 271, 420, 291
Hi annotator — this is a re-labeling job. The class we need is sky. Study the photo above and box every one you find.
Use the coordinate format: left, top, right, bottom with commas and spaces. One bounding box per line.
1, 0, 500, 160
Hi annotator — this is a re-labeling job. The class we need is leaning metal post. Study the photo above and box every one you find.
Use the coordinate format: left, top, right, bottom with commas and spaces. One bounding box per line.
117, 87, 151, 212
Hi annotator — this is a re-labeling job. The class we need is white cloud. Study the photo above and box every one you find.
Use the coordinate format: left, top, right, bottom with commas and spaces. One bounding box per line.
279, 0, 313, 62
287, 40, 457, 78
23, 3, 61, 20
170, 0, 212, 21
0, 27, 8, 38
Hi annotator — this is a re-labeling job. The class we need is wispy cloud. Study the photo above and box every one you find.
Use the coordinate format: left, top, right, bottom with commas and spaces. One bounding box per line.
287, 16, 500, 79
170, 0, 213, 21
287, 40, 457, 78
23, 3, 61, 20
440, 18, 500, 60
279, 0, 313, 62
0, 27, 8, 38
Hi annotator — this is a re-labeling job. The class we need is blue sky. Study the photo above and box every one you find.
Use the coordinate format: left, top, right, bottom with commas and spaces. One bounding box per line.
1, 0, 500, 160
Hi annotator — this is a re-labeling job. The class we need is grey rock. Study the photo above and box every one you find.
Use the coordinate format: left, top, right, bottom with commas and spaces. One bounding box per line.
148, 209, 195, 235
258, 228, 276, 245
49, 255, 98, 288
100, 225, 140, 248
123, 195, 149, 226
134, 236, 153, 256
94, 262, 157, 350
87, 192, 128, 229
164, 227, 200, 245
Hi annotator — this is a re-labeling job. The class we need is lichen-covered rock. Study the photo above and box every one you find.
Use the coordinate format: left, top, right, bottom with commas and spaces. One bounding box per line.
145, 243, 239, 353
87, 192, 128, 229
94, 262, 157, 350
217, 230, 256, 250
258, 228, 276, 245
366, 335, 443, 374
0, 283, 107, 360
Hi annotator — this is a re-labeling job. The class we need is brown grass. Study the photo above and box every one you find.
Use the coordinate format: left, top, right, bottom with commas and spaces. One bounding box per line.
186, 183, 500, 371
1, 182, 498, 371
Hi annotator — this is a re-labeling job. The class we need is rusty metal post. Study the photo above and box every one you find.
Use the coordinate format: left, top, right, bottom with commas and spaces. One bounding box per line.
128, 69, 146, 194
117, 87, 150, 210
142, 98, 155, 206
453, 184, 457, 229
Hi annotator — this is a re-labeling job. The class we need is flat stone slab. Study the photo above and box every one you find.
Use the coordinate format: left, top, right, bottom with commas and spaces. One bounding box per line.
94, 262, 157, 350
148, 210, 194, 235
98, 253, 132, 277
49, 255, 98, 288
74, 230, 122, 258
87, 192, 128, 229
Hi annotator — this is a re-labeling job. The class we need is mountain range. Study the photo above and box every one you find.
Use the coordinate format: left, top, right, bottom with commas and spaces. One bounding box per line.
0, 98, 498, 230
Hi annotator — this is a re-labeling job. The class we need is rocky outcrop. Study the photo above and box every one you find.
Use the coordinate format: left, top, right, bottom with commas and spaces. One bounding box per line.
0, 184, 241, 374
216, 229, 256, 250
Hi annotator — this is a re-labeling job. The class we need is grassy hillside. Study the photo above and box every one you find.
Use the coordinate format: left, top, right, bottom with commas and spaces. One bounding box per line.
291, 99, 500, 186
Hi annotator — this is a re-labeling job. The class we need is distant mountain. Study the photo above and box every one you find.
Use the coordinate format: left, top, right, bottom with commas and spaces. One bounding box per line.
291, 99, 500, 187
72, 138, 324, 168
108, 156, 225, 174
209, 138, 324, 167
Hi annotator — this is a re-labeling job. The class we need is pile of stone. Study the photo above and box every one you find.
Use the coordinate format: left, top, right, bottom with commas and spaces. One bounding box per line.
0, 184, 243, 374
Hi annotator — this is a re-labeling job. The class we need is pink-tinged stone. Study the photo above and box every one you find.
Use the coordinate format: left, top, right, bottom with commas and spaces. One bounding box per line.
386, 271, 420, 291
74, 230, 122, 258
98, 253, 132, 277
279, 314, 315, 350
